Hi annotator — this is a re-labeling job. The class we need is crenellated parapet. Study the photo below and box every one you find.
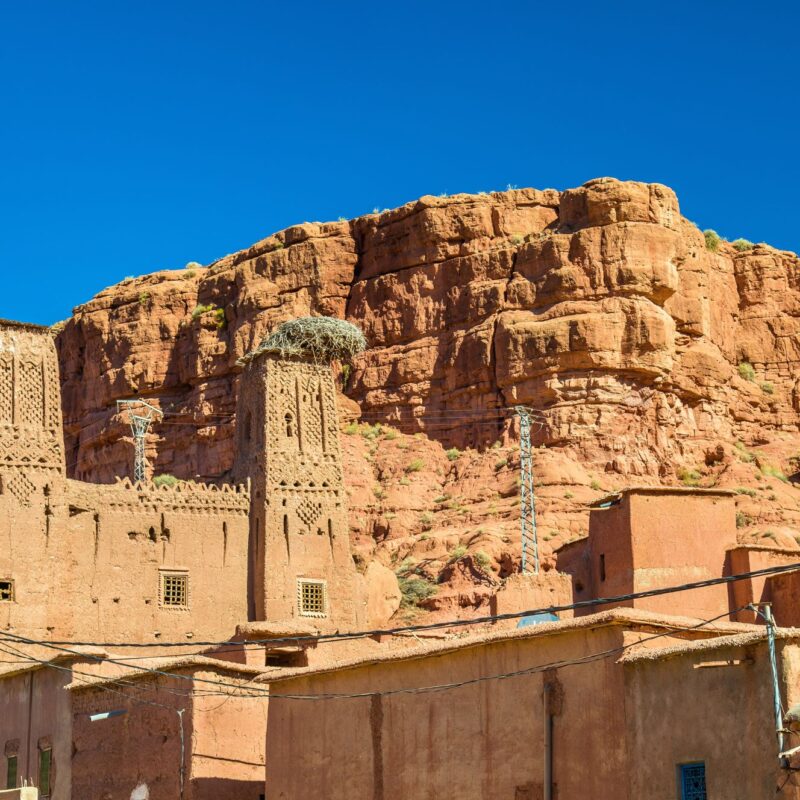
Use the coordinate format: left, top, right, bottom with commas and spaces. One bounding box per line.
66, 476, 251, 516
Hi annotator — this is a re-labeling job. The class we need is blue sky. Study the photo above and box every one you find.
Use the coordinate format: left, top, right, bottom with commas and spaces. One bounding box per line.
1, 1, 798, 325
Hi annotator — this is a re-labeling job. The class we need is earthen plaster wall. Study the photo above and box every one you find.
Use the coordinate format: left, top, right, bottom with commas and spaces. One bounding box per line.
0, 664, 75, 800
624, 641, 800, 798
71, 668, 266, 800
728, 545, 800, 624
564, 491, 736, 619
0, 478, 250, 648
0, 320, 251, 652
265, 623, 700, 800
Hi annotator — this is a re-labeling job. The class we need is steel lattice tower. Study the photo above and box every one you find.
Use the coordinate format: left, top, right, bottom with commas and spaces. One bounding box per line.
516, 406, 539, 573
116, 400, 163, 483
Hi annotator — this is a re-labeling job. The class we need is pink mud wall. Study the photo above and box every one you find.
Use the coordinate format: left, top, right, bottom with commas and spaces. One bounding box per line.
189, 669, 267, 800
729, 546, 800, 624
0, 666, 72, 799
585, 492, 736, 619
71, 669, 266, 800
268, 626, 641, 800
625, 641, 800, 799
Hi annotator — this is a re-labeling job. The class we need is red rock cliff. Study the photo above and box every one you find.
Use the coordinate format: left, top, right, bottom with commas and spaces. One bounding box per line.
56, 178, 800, 616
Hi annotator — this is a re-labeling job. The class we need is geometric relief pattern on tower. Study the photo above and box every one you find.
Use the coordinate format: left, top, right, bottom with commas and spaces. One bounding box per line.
0, 357, 12, 424
263, 357, 346, 538
18, 359, 45, 428
0, 325, 65, 474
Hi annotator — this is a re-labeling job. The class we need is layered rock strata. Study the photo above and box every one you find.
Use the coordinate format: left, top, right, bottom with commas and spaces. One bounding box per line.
56, 178, 800, 615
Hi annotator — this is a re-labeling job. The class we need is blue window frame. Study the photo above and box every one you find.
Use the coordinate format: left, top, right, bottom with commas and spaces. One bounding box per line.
678, 762, 706, 800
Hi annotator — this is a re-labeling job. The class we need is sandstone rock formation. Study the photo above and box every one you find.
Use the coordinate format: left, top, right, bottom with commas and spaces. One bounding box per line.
56, 178, 800, 618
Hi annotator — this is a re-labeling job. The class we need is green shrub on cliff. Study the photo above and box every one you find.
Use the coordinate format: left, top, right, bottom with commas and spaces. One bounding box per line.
704, 229, 722, 252
738, 362, 756, 382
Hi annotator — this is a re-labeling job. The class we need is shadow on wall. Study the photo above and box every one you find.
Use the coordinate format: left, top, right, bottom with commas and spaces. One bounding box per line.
189, 778, 264, 800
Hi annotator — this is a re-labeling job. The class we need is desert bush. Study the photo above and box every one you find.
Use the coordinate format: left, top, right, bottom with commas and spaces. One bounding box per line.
732, 238, 754, 252
738, 362, 756, 382
703, 229, 721, 252
398, 575, 437, 609
677, 467, 701, 487
153, 474, 179, 488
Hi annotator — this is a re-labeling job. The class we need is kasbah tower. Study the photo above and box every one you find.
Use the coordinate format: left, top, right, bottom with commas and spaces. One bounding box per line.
233, 341, 360, 629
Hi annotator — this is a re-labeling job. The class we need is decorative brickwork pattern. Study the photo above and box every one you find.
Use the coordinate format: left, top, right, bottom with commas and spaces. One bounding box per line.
0, 323, 65, 494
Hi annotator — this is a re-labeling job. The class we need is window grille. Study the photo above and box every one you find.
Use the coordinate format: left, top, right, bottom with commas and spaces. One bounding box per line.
679, 762, 706, 800
297, 579, 327, 618
160, 571, 189, 608
38, 748, 51, 798
0, 580, 13, 602
6, 754, 17, 790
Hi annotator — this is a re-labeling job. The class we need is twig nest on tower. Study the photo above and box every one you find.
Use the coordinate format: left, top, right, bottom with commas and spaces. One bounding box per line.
237, 316, 368, 366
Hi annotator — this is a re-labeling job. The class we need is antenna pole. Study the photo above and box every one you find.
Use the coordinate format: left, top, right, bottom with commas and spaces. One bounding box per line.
516, 406, 539, 574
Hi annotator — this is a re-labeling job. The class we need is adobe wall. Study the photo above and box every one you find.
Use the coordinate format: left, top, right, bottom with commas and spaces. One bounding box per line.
728, 545, 800, 624
0, 319, 252, 652
0, 665, 74, 800
767, 570, 800, 628
71, 674, 186, 800
266, 625, 640, 800
0, 477, 250, 649
624, 641, 800, 798
191, 669, 267, 799
570, 491, 736, 619
233, 353, 360, 630
70, 669, 266, 800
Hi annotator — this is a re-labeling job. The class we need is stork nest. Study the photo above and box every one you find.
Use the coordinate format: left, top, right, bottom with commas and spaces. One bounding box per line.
238, 316, 367, 366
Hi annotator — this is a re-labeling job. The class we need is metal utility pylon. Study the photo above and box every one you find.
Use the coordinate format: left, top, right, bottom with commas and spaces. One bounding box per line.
516, 406, 539, 574
116, 399, 163, 483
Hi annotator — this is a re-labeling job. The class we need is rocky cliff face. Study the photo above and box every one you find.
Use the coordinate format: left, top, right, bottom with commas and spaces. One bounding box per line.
56, 178, 800, 617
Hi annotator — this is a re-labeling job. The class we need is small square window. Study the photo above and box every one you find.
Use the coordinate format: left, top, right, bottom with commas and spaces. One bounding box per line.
297, 579, 327, 618
0, 581, 13, 602
160, 571, 189, 609
678, 762, 706, 800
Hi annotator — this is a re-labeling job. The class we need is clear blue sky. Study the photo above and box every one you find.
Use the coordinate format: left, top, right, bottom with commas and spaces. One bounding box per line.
2, 1, 798, 325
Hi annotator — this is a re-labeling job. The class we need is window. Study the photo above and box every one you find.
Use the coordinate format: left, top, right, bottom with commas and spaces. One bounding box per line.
38, 748, 51, 797
0, 580, 13, 602
6, 754, 17, 789
160, 571, 189, 609
297, 579, 327, 618
678, 762, 706, 800
599, 554, 606, 582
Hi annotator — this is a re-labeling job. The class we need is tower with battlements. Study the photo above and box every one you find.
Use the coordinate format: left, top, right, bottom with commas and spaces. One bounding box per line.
234, 350, 360, 630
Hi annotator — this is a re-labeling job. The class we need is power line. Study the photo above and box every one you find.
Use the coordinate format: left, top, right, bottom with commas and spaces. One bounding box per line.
17, 561, 800, 653
0, 607, 750, 702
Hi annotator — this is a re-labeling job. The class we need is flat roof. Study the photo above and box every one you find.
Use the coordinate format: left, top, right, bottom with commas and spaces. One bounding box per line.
589, 486, 736, 508
620, 628, 800, 664
66, 654, 268, 693
0, 318, 52, 333
0, 647, 108, 680
254, 607, 761, 686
